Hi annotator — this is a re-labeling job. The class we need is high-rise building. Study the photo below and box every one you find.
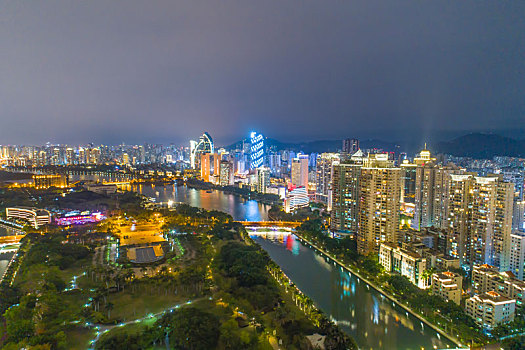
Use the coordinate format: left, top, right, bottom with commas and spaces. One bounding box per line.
331, 163, 361, 233
358, 154, 401, 255
250, 132, 264, 169
470, 176, 514, 270
200, 153, 221, 182
315, 153, 339, 205
509, 231, 525, 280
291, 155, 309, 189
219, 160, 233, 186
512, 200, 525, 231
190, 132, 214, 169
342, 138, 359, 155
446, 174, 474, 264
256, 166, 270, 193
400, 160, 417, 204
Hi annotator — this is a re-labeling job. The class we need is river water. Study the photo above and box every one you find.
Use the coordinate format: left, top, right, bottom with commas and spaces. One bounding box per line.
250, 230, 455, 350
136, 185, 455, 349
133, 184, 270, 221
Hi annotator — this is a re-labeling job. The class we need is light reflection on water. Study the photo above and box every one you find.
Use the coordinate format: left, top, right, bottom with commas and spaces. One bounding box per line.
251, 230, 456, 350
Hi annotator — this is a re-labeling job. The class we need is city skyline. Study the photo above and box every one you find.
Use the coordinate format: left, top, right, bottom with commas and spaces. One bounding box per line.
1, 1, 524, 145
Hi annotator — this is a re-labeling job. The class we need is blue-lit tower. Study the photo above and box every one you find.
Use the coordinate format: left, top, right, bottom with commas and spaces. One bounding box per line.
250, 132, 264, 169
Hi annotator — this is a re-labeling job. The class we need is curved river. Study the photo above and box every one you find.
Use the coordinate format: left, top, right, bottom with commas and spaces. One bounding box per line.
134, 184, 455, 349
66, 175, 454, 349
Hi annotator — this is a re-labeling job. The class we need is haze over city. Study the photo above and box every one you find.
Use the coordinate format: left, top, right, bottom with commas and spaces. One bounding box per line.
1, 2, 525, 350
1, 1, 524, 145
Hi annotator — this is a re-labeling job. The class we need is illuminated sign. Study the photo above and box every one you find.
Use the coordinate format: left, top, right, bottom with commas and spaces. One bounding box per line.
250, 132, 264, 169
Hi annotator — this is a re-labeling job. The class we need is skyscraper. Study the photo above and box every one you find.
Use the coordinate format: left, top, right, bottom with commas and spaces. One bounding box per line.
470, 176, 513, 269
291, 155, 309, 189
357, 154, 402, 255
315, 153, 339, 204
342, 138, 359, 155
331, 162, 361, 232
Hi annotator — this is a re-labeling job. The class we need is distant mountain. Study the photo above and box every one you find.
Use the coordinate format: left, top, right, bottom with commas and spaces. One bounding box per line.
225, 138, 399, 154
225, 132, 524, 159
435, 133, 525, 158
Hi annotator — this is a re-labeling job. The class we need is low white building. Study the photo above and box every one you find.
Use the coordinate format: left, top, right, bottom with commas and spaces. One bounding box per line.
379, 242, 429, 289
472, 264, 525, 307
465, 291, 515, 330
6, 207, 51, 228
431, 271, 462, 305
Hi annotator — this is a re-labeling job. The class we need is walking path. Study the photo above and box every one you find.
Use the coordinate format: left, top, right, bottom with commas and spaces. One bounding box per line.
293, 232, 466, 349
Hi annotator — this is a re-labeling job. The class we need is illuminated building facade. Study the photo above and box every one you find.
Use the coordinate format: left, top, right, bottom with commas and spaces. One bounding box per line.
219, 160, 234, 186
431, 271, 462, 305
32, 174, 68, 189
358, 154, 401, 255
285, 187, 309, 213
190, 132, 214, 169
315, 153, 339, 205
379, 242, 429, 289
256, 166, 270, 193
6, 207, 51, 228
466, 291, 515, 330
200, 153, 221, 183
330, 162, 361, 232
291, 155, 309, 189
509, 231, 525, 280
250, 132, 264, 169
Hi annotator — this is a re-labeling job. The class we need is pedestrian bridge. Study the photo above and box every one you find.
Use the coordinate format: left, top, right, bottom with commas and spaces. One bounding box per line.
236, 221, 302, 228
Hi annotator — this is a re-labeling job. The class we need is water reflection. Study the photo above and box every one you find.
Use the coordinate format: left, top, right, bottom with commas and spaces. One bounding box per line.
252, 230, 455, 350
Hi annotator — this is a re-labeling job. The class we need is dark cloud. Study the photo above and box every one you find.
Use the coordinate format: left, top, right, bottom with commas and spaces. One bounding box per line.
1, 1, 524, 145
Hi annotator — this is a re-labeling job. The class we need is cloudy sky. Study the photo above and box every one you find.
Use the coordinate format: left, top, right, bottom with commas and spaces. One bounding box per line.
0, 1, 524, 145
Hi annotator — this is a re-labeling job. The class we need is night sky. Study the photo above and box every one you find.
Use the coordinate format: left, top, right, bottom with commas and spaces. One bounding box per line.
1, 1, 524, 145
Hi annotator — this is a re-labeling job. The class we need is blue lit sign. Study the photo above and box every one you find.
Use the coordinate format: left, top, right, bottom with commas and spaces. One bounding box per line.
250, 132, 264, 169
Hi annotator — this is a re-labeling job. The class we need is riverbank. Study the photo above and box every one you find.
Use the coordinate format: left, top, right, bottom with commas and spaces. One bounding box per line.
185, 178, 281, 205
293, 232, 465, 348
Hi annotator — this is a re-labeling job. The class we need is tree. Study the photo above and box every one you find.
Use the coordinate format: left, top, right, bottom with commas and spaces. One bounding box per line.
105, 302, 114, 320
157, 307, 220, 350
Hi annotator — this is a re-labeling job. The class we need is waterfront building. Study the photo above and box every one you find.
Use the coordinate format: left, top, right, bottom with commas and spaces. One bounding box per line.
284, 187, 309, 213
330, 162, 361, 233
6, 207, 51, 228
509, 231, 525, 280
379, 242, 429, 289
358, 154, 401, 255
472, 264, 525, 306
431, 271, 463, 305
32, 174, 68, 189
291, 155, 309, 189
465, 291, 515, 330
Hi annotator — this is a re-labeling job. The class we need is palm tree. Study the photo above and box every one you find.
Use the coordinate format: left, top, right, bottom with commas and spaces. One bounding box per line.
105, 302, 114, 320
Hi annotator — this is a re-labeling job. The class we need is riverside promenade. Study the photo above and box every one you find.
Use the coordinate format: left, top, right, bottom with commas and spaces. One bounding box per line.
293, 232, 465, 349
